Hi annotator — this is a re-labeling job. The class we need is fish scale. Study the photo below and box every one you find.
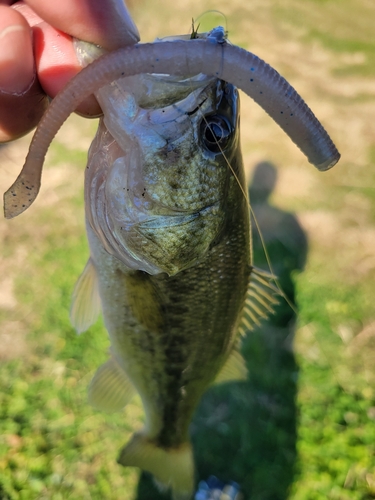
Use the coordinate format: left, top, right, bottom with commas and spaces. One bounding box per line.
86, 185, 250, 443
67, 31, 283, 500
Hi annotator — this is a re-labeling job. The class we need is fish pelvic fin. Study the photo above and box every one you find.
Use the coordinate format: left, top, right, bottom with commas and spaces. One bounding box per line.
214, 348, 247, 384
70, 257, 101, 334
238, 266, 280, 336
88, 356, 136, 412
118, 433, 194, 500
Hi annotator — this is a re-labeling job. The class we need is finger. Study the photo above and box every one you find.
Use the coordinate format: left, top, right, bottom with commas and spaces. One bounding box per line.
33, 21, 102, 115
13, 2, 102, 116
0, 78, 49, 142
25, 0, 140, 49
0, 5, 34, 93
0, 5, 48, 141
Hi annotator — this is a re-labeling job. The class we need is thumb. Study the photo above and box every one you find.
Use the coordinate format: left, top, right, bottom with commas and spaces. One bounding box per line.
24, 0, 140, 50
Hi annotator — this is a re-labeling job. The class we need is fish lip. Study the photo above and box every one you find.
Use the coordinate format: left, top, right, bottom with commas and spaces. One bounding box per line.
141, 78, 217, 131
112, 72, 217, 112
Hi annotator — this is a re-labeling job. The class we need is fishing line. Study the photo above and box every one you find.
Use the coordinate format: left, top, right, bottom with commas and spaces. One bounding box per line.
194, 104, 297, 315
184, 21, 296, 316
193, 10, 228, 35
198, 97, 297, 313
249, 203, 298, 315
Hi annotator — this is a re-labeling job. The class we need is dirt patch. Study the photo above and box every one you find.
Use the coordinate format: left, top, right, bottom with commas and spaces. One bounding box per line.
0, 320, 28, 361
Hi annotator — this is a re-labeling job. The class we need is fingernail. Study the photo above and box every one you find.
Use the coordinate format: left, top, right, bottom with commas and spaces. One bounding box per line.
108, 0, 140, 47
0, 24, 34, 94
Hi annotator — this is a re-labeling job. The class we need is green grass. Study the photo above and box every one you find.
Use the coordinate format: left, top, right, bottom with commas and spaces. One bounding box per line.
272, 0, 375, 78
0, 172, 142, 499
1, 0, 375, 498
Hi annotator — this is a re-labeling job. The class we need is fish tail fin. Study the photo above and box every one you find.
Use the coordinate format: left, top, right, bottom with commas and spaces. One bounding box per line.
118, 432, 194, 500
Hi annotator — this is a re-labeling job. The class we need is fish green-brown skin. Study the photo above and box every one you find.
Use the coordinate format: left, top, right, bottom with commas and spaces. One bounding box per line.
84, 75, 250, 483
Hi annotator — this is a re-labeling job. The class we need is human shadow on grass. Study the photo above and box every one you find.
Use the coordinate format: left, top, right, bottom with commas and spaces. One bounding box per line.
135, 161, 308, 500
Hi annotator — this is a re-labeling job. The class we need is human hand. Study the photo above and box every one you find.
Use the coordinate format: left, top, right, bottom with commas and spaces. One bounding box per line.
0, 0, 139, 142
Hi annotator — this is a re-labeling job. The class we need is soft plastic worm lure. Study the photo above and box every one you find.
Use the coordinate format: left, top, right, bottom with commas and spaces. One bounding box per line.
4, 36, 340, 219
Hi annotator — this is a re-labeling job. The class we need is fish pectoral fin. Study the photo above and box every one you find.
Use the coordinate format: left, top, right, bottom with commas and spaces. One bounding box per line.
70, 257, 101, 334
238, 266, 280, 335
214, 348, 248, 384
118, 433, 194, 500
88, 356, 136, 412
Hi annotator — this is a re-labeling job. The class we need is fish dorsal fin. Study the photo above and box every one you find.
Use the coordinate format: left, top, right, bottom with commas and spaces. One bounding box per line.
70, 257, 101, 334
214, 348, 248, 384
237, 266, 279, 336
88, 356, 136, 412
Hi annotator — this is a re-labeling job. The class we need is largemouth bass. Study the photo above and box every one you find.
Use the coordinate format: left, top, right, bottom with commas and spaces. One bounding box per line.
70, 31, 277, 500
3, 24, 339, 500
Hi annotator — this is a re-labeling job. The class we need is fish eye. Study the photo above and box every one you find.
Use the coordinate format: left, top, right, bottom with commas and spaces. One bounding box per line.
200, 115, 233, 153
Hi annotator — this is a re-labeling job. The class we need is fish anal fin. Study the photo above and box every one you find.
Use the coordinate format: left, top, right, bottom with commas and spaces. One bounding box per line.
214, 349, 248, 384
239, 266, 280, 335
88, 356, 136, 413
70, 257, 101, 334
118, 433, 194, 500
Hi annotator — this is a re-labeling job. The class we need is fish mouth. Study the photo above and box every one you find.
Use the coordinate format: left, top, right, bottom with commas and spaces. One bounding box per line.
135, 74, 216, 109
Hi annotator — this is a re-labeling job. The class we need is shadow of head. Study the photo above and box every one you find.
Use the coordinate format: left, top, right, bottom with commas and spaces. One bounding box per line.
249, 161, 278, 203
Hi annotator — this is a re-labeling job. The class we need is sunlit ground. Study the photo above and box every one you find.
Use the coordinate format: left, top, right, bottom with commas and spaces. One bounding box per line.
1, 0, 374, 498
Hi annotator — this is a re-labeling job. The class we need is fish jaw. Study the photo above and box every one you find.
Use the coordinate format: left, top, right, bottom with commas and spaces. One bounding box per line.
85, 76, 241, 276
